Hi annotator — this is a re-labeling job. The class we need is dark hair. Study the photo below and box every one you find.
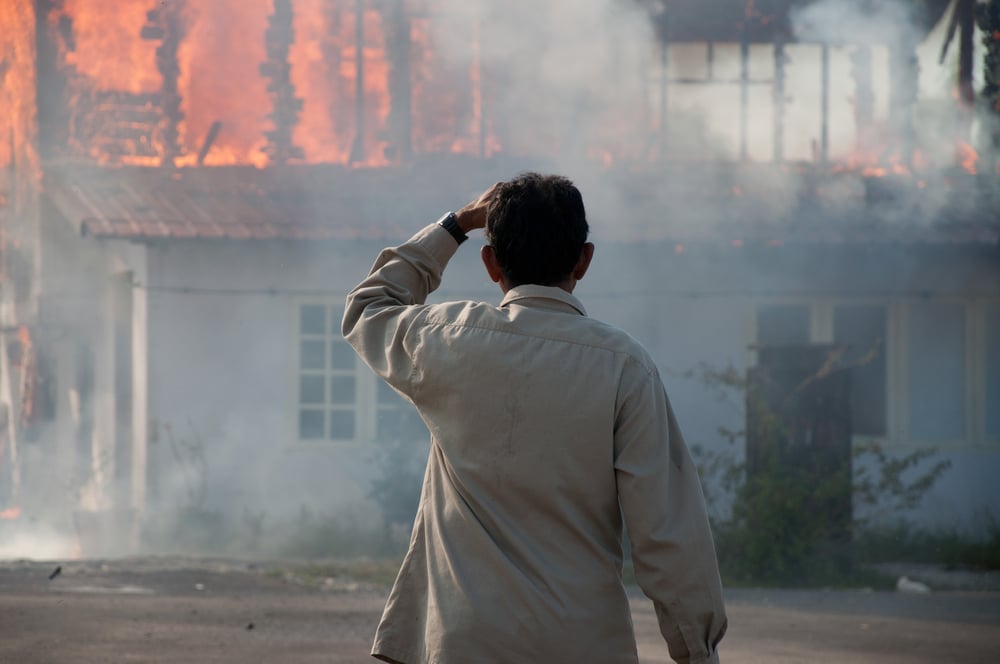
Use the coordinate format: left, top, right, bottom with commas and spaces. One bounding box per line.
485, 172, 589, 287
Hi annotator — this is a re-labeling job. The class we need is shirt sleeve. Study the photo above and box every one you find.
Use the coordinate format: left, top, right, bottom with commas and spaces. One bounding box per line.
614, 363, 728, 664
342, 222, 460, 392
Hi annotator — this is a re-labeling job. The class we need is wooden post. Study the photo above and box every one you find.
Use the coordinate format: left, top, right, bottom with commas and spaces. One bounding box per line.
385, 0, 411, 162
820, 43, 830, 164
350, 0, 366, 164
740, 36, 750, 161
773, 38, 785, 163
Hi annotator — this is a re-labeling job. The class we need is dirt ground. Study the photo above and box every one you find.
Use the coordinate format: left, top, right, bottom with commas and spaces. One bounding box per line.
1, 558, 998, 663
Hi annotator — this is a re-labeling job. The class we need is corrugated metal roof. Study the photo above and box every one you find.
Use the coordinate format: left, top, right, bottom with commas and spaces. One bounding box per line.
43, 164, 1000, 246
45, 166, 417, 241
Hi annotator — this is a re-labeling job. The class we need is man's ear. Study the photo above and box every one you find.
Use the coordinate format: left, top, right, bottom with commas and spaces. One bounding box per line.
572, 242, 595, 281
481, 245, 504, 284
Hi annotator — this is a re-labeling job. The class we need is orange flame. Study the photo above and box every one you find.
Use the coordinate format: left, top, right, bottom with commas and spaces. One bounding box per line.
59, 0, 160, 94
956, 141, 978, 175
176, 1, 270, 168
0, 0, 40, 177
0, 506, 22, 520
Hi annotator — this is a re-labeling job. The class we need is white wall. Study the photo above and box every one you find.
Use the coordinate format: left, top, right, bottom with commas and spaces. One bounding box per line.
142, 235, 1000, 541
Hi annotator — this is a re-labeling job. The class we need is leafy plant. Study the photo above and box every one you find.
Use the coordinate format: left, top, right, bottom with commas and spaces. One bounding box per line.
682, 361, 952, 586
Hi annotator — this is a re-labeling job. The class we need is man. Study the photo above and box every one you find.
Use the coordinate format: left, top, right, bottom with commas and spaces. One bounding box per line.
343, 173, 726, 663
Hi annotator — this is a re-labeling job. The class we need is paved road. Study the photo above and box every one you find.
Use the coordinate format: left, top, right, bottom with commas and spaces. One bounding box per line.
0, 560, 997, 663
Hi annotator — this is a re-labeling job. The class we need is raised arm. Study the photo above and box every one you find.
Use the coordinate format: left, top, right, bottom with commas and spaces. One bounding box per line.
342, 186, 497, 387
614, 364, 727, 664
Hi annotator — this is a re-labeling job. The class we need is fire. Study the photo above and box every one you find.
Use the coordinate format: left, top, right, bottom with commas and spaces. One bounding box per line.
956, 141, 978, 175
37, 1, 510, 168
0, 0, 39, 176
0, 506, 22, 520
58, 0, 160, 94
175, 0, 271, 168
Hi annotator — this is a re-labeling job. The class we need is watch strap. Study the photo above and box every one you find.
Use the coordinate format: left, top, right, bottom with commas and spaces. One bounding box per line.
437, 211, 468, 245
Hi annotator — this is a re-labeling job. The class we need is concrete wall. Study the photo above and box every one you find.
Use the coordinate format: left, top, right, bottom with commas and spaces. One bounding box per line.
139, 234, 1000, 539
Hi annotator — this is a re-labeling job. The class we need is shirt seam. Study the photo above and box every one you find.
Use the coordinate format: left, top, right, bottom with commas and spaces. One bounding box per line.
419, 319, 656, 373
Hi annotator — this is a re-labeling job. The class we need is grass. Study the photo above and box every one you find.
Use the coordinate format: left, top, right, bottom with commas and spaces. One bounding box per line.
854, 522, 1000, 571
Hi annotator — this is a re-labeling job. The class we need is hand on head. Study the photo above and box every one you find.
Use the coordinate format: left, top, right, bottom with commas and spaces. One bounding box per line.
455, 182, 502, 234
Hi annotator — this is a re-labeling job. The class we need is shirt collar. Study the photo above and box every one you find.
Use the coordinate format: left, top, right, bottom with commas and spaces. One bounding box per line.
500, 285, 587, 316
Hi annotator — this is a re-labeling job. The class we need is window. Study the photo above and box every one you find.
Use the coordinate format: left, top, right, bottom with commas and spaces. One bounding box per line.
834, 305, 887, 437
751, 298, 997, 446
987, 304, 1000, 441
756, 304, 810, 345
297, 304, 358, 441
908, 302, 965, 442
295, 302, 427, 443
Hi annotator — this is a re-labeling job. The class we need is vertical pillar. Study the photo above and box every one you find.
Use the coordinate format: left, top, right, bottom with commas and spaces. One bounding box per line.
350, 0, 366, 164
740, 36, 750, 161
773, 38, 786, 162
820, 43, 830, 164
385, 0, 412, 161
958, 0, 976, 107
851, 45, 875, 150
889, 35, 918, 162
131, 260, 148, 529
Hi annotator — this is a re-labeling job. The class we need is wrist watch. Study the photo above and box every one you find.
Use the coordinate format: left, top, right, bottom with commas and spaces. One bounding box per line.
437, 211, 468, 245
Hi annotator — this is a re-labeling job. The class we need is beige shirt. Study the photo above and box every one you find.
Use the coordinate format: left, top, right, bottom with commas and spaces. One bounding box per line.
344, 223, 727, 664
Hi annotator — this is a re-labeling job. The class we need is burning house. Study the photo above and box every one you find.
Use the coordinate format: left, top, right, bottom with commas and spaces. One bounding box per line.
0, 0, 998, 557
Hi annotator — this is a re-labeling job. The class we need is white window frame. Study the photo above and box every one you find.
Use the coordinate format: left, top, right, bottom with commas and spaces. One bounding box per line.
750, 297, 995, 448
291, 300, 425, 446
292, 300, 375, 445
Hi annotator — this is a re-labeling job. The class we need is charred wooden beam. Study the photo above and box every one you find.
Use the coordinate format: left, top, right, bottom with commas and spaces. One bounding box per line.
889, 35, 918, 162
35, 0, 72, 161
740, 34, 750, 161
350, 0, 366, 164
197, 121, 223, 166
958, 0, 976, 106
773, 36, 786, 162
820, 43, 830, 164
383, 0, 412, 162
261, 0, 304, 164
143, 0, 186, 166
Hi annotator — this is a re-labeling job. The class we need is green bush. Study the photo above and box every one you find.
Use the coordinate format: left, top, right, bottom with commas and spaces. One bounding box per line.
684, 362, 953, 586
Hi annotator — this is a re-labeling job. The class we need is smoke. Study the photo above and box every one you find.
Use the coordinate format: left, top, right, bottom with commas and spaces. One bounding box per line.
3, 0, 995, 564
790, 0, 921, 46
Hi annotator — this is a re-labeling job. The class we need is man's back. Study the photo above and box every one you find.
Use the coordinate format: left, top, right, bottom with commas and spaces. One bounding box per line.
368, 286, 655, 662
345, 217, 726, 664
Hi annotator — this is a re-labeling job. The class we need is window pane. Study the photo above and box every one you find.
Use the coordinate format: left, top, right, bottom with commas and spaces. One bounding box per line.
909, 303, 965, 441
300, 375, 325, 404
331, 340, 355, 370
987, 304, 1000, 440
329, 410, 355, 440
300, 305, 327, 335
757, 305, 810, 345
834, 305, 887, 437
330, 376, 356, 404
300, 340, 326, 370
299, 409, 325, 439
